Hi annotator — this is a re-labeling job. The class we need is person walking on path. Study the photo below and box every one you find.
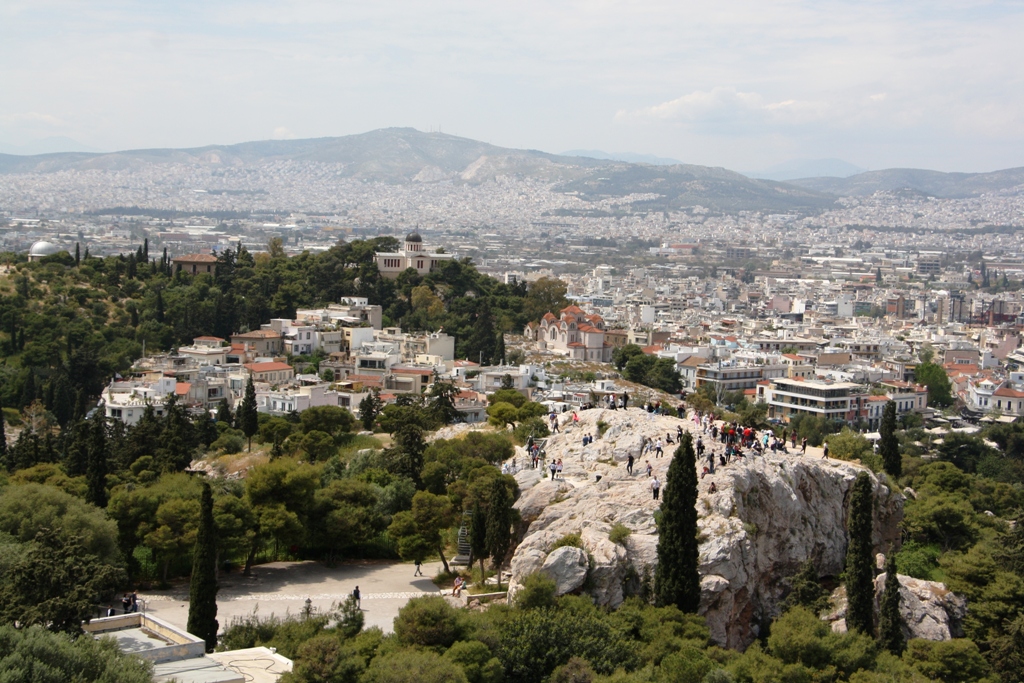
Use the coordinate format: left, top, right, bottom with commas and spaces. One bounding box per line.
645, 460, 653, 477
556, 459, 563, 479
414, 559, 423, 576
627, 454, 635, 475
822, 443, 829, 459
801, 437, 808, 454
651, 476, 661, 501
549, 460, 557, 480
352, 586, 361, 610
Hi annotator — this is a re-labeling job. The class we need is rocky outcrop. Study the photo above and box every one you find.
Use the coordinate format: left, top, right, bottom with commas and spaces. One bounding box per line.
826, 573, 966, 640
540, 546, 589, 595
506, 407, 906, 649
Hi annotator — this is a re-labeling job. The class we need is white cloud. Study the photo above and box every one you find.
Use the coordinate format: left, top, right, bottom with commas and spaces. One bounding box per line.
272, 126, 297, 140
616, 87, 830, 127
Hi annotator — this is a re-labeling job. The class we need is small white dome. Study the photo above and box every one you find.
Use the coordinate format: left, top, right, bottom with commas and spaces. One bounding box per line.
29, 241, 60, 257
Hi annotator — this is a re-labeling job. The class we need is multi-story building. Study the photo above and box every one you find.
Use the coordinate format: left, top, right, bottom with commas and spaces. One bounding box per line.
763, 377, 868, 423
695, 362, 787, 395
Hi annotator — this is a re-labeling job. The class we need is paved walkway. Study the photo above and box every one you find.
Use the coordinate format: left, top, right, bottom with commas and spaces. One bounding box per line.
139, 559, 447, 635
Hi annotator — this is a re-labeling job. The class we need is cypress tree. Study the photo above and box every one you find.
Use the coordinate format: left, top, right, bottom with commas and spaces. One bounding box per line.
143, 238, 149, 262
845, 471, 875, 635
655, 433, 701, 612
493, 331, 506, 366
239, 375, 258, 451
187, 482, 219, 650
879, 401, 901, 478
74, 243, 80, 267
470, 502, 489, 584
52, 374, 75, 429
485, 479, 513, 589
0, 412, 7, 468
878, 552, 905, 655
20, 369, 36, 409
85, 415, 109, 508
215, 398, 233, 424
155, 289, 165, 324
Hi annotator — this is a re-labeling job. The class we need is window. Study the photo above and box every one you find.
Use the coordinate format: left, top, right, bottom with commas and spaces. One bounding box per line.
111, 408, 123, 418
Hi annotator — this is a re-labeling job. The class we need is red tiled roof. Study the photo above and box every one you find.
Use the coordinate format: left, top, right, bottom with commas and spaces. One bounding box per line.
244, 362, 293, 372
175, 382, 191, 395
994, 387, 1024, 398
194, 336, 224, 341
172, 253, 218, 263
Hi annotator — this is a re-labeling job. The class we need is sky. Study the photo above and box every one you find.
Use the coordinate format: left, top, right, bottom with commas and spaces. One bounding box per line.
2, 0, 1024, 172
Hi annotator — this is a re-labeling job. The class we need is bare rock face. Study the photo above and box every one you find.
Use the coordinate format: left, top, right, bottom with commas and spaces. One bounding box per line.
540, 546, 589, 595
505, 407, 906, 649
826, 574, 966, 640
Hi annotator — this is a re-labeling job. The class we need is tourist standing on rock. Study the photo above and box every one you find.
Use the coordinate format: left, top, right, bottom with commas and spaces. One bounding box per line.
556, 459, 563, 479
696, 437, 705, 457
646, 460, 653, 477
651, 476, 661, 500
655, 438, 664, 458
627, 454, 635, 475
622, 392, 629, 408
677, 425, 684, 442
549, 460, 557, 479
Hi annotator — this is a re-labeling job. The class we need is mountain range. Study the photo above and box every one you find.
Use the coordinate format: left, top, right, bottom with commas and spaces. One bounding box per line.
0, 128, 1021, 211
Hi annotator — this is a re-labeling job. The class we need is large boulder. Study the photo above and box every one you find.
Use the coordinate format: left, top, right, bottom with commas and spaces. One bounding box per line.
540, 546, 589, 595
826, 573, 966, 640
504, 407, 907, 649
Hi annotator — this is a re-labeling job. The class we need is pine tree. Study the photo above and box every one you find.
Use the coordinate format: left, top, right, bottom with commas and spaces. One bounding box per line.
878, 552, 905, 655
470, 502, 489, 584
879, 400, 901, 478
846, 471, 875, 635
655, 433, 701, 612
85, 415, 109, 508
187, 482, 219, 650
485, 479, 513, 589
239, 375, 258, 451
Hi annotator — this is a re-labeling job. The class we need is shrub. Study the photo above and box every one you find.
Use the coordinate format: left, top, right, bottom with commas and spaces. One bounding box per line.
212, 433, 244, 454
609, 524, 632, 545
513, 573, 557, 610
362, 648, 469, 683
394, 596, 464, 649
551, 533, 583, 551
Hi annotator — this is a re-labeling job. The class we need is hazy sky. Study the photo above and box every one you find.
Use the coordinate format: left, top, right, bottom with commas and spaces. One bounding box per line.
2, 0, 1023, 172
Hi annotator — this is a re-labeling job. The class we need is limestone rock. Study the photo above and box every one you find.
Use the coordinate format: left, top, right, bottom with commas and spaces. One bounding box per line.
540, 546, 589, 595
504, 407, 907, 649
826, 574, 965, 641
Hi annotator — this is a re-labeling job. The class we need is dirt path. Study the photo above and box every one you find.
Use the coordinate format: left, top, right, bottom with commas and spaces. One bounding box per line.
138, 559, 446, 635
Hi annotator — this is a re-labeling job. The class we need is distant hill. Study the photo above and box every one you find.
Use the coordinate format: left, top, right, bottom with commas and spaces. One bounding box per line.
561, 149, 684, 166
744, 158, 865, 181
789, 167, 1024, 198
0, 128, 838, 212
554, 163, 835, 212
